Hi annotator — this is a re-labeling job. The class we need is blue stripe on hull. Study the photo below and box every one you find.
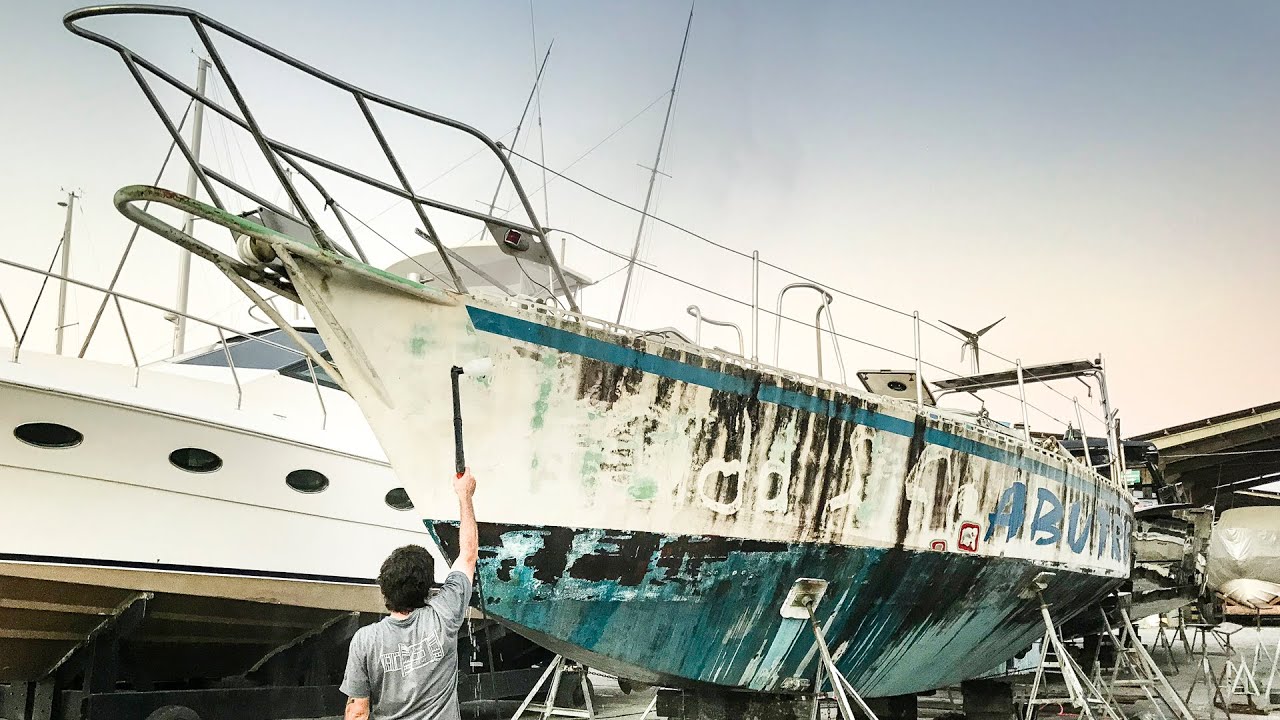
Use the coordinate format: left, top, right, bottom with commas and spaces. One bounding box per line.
465, 306, 1122, 504
435, 521, 1120, 696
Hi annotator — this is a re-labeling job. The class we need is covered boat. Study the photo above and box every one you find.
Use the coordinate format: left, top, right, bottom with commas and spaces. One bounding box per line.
1207, 507, 1280, 609
67, 5, 1134, 697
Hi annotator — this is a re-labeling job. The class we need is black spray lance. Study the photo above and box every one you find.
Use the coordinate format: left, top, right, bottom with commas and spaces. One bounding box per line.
450, 358, 493, 477
448, 357, 499, 700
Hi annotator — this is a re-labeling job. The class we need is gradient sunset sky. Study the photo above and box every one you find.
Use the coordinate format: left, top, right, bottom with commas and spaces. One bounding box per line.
1, 1, 1277, 436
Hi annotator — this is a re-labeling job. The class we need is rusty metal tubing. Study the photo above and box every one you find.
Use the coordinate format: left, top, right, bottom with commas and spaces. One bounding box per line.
118, 54, 225, 214
355, 94, 464, 293
271, 157, 365, 262
686, 305, 744, 356
112, 184, 343, 385
772, 282, 846, 385
189, 20, 324, 253
63, 5, 580, 312
200, 163, 362, 263
412, 228, 512, 295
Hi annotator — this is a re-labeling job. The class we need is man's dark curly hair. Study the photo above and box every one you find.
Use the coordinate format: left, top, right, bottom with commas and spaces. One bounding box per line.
378, 545, 436, 613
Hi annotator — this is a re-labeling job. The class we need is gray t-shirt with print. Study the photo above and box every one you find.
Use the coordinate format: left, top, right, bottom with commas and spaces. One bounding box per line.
341, 570, 473, 720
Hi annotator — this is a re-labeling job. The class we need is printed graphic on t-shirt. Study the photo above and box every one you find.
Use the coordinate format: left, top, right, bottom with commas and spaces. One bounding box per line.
378, 632, 445, 677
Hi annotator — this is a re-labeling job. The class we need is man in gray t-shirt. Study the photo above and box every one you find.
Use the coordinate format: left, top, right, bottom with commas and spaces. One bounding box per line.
342, 470, 479, 720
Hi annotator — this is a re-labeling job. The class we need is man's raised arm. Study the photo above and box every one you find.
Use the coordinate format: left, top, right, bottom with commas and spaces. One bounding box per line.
451, 469, 478, 578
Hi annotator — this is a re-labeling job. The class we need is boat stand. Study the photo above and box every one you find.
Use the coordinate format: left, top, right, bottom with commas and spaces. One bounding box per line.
1149, 618, 1182, 673
509, 655, 595, 719
782, 578, 880, 720
1219, 653, 1269, 715
1182, 637, 1235, 720
1098, 607, 1196, 720
1022, 576, 1122, 720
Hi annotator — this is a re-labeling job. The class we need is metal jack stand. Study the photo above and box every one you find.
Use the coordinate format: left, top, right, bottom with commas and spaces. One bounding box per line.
1099, 607, 1197, 720
783, 578, 880, 720
1220, 652, 1269, 715
1022, 574, 1122, 720
510, 655, 596, 719
1183, 641, 1231, 720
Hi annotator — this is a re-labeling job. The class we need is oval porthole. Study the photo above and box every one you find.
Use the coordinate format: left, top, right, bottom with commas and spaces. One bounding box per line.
385, 488, 414, 511
286, 469, 329, 494
14, 422, 83, 449
169, 447, 223, 474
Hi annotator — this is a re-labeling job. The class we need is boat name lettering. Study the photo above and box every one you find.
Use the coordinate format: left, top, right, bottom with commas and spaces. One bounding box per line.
985, 481, 1129, 559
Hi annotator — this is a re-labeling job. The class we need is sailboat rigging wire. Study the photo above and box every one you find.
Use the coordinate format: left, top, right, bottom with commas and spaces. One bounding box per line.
616, 2, 695, 324
554, 229, 1073, 430
513, 255, 565, 310
453, 90, 671, 251
333, 201, 445, 286
80, 98, 198, 357
17, 243, 67, 350
516, 147, 1107, 429
513, 144, 935, 322
366, 128, 519, 222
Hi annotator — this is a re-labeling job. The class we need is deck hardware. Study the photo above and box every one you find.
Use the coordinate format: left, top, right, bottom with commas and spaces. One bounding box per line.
773, 283, 846, 384
687, 305, 744, 356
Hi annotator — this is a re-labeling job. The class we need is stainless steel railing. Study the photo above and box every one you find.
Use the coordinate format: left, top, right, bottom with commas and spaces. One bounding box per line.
0, 256, 334, 429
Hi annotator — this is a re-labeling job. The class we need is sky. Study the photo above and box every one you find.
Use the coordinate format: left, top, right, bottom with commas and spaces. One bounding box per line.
1, 1, 1278, 437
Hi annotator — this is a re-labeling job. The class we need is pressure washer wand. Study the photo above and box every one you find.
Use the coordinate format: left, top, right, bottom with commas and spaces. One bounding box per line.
450, 358, 492, 478
450, 367, 465, 477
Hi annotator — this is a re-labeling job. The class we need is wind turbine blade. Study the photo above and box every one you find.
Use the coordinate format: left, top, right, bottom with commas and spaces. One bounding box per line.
939, 320, 972, 339
974, 316, 1006, 337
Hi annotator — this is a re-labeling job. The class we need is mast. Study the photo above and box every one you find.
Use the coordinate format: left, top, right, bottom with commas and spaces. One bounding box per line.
615, 3, 694, 324
54, 189, 79, 355
172, 56, 209, 356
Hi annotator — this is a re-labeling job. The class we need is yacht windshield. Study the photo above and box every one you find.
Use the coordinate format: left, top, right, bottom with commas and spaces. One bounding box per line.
180, 328, 325, 370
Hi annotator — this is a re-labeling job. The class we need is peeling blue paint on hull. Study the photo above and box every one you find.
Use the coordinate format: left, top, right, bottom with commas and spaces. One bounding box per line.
433, 521, 1121, 697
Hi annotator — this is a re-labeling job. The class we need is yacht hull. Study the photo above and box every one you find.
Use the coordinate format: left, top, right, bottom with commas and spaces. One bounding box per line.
0, 353, 433, 615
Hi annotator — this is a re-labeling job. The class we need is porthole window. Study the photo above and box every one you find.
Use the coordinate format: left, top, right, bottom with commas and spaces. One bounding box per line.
385, 488, 414, 511
169, 447, 223, 473
286, 469, 329, 494
14, 422, 83, 449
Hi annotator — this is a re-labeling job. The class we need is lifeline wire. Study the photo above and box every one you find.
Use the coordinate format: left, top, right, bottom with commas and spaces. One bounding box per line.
553, 228, 1075, 430
515, 149, 1106, 428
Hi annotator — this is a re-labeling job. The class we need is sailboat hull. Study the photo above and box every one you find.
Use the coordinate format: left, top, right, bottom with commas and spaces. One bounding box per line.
432, 521, 1117, 696
201, 240, 1135, 695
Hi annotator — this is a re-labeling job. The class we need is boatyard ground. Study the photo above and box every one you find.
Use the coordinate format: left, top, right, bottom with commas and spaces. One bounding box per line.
281, 625, 1280, 719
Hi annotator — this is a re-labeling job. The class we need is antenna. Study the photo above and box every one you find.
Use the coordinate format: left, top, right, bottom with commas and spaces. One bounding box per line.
939, 316, 1005, 374
54, 188, 83, 355
615, 2, 695, 324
